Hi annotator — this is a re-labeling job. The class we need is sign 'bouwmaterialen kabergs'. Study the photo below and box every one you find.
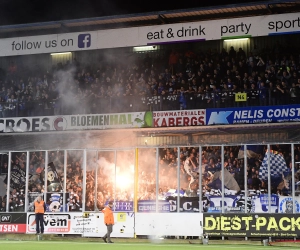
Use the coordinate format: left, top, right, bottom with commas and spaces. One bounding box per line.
204, 214, 300, 237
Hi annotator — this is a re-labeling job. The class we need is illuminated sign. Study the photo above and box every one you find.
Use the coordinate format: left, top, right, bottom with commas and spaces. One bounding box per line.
204, 214, 300, 237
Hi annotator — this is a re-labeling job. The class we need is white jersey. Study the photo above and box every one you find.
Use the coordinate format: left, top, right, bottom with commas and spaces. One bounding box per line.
184, 157, 195, 189
184, 158, 193, 175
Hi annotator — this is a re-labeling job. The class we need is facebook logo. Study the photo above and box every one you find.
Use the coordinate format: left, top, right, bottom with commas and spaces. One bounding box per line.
78, 34, 91, 48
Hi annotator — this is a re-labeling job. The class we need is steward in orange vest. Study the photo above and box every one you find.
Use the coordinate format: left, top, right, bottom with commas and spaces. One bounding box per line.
33, 196, 46, 234
102, 201, 114, 243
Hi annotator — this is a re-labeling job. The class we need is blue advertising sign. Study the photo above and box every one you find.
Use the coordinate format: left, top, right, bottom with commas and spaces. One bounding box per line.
208, 194, 279, 213
45, 193, 69, 212
206, 105, 300, 125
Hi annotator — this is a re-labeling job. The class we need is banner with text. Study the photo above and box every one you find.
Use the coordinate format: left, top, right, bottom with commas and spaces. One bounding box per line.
207, 194, 279, 213
137, 200, 170, 212
2, 105, 300, 133
0, 112, 150, 133
27, 213, 71, 234
204, 213, 300, 237
153, 110, 205, 127
0, 12, 299, 56
206, 105, 300, 125
26, 212, 134, 237
0, 213, 27, 233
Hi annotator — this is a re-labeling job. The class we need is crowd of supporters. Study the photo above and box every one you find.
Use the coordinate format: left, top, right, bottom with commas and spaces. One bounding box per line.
0, 42, 300, 117
0, 151, 84, 212
1, 143, 300, 212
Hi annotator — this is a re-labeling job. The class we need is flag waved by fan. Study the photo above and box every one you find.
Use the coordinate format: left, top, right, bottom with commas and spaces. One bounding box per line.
237, 145, 263, 159
45, 162, 63, 192
258, 151, 290, 191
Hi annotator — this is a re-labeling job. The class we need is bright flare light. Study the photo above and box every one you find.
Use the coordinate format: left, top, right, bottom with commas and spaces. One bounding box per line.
116, 175, 133, 189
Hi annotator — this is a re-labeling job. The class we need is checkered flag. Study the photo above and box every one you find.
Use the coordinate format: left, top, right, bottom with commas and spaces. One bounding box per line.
259, 152, 289, 181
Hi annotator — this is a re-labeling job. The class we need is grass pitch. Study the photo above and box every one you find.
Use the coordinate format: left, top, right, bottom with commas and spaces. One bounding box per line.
1, 241, 300, 250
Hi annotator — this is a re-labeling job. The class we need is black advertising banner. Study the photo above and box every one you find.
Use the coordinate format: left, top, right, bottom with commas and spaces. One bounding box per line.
0, 213, 27, 233
204, 213, 300, 237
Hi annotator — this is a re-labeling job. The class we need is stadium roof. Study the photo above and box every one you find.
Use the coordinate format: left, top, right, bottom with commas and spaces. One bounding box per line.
0, 0, 299, 38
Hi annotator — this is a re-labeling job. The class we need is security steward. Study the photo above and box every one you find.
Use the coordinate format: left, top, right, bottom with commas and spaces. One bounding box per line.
102, 201, 114, 243
34, 196, 46, 234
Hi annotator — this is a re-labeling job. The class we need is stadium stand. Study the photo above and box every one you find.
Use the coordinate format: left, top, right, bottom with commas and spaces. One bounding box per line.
0, 43, 300, 118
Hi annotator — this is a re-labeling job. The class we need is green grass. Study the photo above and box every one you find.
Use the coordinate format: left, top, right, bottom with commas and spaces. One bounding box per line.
1, 241, 300, 250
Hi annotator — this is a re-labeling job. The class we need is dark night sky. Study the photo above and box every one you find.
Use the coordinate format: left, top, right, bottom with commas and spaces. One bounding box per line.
0, 0, 267, 26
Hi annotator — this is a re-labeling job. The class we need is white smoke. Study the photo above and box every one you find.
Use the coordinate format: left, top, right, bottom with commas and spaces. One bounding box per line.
97, 156, 115, 175
148, 235, 164, 244
53, 66, 79, 114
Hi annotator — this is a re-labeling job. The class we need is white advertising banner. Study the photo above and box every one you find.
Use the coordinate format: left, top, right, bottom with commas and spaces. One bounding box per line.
82, 212, 134, 238
0, 31, 98, 56
135, 213, 203, 236
0, 112, 148, 133
152, 110, 206, 127
26, 212, 134, 237
0, 12, 299, 56
27, 213, 72, 234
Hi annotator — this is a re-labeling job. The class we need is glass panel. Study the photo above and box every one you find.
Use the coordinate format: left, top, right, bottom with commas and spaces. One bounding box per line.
96, 151, 116, 210
159, 147, 177, 212
65, 150, 83, 212
44, 150, 65, 212
202, 146, 222, 213
244, 144, 270, 213
294, 144, 300, 212
10, 152, 27, 212
179, 147, 200, 212
115, 150, 134, 211
47, 150, 64, 192
270, 144, 293, 213
221, 146, 244, 213
222, 145, 245, 213
269, 144, 291, 196
28, 151, 45, 212
137, 148, 157, 212
85, 151, 98, 211
0, 153, 8, 212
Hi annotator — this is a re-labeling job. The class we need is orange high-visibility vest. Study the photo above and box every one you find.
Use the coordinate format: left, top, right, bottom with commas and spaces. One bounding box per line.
102, 206, 114, 225
34, 200, 45, 214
